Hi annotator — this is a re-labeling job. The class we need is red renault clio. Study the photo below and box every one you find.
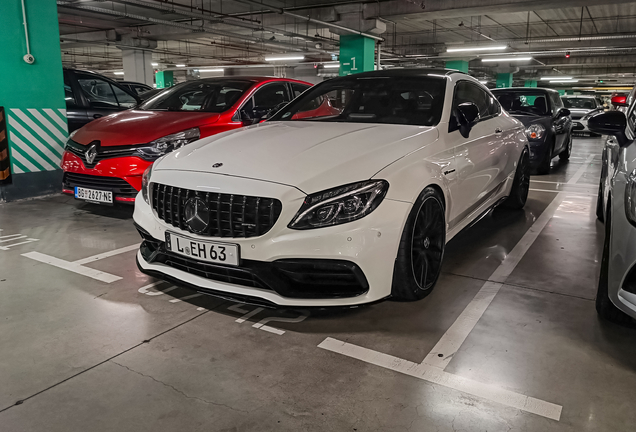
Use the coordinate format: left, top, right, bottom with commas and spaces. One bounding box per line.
61, 76, 320, 204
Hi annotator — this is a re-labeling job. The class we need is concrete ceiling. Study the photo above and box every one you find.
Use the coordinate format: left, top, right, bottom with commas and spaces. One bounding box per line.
57, 0, 636, 86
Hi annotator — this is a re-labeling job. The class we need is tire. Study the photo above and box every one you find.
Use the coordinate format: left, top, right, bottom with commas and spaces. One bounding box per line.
391, 187, 446, 301
536, 142, 553, 175
501, 147, 530, 210
559, 134, 572, 161
596, 201, 633, 324
596, 180, 605, 222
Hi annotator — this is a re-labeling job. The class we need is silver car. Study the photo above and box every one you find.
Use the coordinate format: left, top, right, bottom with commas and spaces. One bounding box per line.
589, 108, 636, 323
563, 95, 604, 135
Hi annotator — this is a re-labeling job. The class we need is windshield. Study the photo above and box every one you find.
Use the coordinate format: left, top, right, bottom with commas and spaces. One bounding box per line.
138, 80, 252, 112
494, 91, 551, 116
269, 76, 446, 126
562, 97, 597, 109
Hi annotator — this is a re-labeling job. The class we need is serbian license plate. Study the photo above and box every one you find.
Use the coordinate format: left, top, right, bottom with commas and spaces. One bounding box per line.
166, 232, 239, 266
75, 187, 113, 204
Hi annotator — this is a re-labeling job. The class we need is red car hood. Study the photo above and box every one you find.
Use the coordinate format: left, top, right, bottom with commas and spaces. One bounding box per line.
72, 110, 220, 146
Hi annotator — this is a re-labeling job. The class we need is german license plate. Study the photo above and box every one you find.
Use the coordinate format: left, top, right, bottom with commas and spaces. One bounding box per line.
75, 187, 113, 204
166, 232, 239, 266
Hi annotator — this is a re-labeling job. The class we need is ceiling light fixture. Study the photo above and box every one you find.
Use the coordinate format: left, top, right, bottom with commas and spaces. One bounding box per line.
114, 71, 124, 75
541, 76, 573, 80
478, 80, 488, 84
482, 57, 532, 62
265, 55, 305, 62
549, 79, 579, 83
198, 68, 224, 72
446, 45, 507, 53
323, 64, 340, 69
151, 62, 159, 66
175, 64, 186, 67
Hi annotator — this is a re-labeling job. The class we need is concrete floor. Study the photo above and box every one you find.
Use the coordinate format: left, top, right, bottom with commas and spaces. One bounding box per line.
1, 136, 635, 431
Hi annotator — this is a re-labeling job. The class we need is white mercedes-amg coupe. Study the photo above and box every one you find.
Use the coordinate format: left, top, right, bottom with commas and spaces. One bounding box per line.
133, 69, 530, 307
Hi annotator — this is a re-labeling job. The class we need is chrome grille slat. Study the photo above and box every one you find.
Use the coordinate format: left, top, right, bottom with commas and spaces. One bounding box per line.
152, 183, 282, 238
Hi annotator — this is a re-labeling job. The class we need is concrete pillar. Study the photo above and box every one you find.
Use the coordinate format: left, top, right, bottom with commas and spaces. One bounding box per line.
0, 0, 67, 201
445, 60, 469, 73
122, 49, 154, 86
339, 35, 375, 76
496, 73, 514, 88
525, 80, 538, 88
155, 71, 174, 89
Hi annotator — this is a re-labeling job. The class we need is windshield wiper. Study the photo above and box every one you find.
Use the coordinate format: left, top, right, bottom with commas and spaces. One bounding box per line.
508, 110, 540, 116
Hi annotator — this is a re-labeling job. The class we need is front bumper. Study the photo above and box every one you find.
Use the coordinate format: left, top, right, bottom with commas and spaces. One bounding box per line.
572, 119, 588, 132
527, 139, 550, 168
61, 151, 151, 203
133, 172, 412, 307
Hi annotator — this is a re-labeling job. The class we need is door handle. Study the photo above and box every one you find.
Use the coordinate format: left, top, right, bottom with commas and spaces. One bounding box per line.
93, 114, 103, 119
495, 127, 503, 134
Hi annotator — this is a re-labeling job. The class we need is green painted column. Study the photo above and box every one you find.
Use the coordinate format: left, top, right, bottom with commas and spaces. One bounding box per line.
445, 61, 469, 73
524, 80, 538, 88
496, 73, 514, 88
558, 90, 566, 96
155, 71, 174, 88
339, 35, 375, 76
0, 0, 68, 201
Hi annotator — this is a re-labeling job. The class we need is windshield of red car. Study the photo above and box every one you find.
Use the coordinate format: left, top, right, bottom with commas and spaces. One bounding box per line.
269, 76, 446, 126
138, 80, 252, 112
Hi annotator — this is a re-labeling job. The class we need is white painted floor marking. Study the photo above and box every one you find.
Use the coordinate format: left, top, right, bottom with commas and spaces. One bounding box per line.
318, 338, 562, 421
0, 239, 39, 250
567, 154, 595, 185
169, 293, 203, 303
196, 307, 206, 311
228, 304, 265, 323
529, 188, 595, 197
252, 312, 309, 335
0, 234, 26, 241
423, 193, 566, 369
22, 251, 122, 283
138, 281, 177, 296
74, 244, 139, 265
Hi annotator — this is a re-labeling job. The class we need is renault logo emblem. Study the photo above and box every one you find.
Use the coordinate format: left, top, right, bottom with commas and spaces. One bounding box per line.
184, 197, 210, 234
85, 144, 98, 165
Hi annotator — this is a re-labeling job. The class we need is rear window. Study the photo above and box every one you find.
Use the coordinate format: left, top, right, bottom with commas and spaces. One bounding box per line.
562, 97, 597, 109
493, 91, 551, 116
138, 80, 252, 112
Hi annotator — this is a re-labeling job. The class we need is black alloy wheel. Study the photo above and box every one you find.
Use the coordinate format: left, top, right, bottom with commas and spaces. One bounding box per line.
501, 147, 530, 210
392, 187, 446, 301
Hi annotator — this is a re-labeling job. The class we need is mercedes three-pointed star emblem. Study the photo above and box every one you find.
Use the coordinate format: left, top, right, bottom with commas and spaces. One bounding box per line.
184, 197, 210, 234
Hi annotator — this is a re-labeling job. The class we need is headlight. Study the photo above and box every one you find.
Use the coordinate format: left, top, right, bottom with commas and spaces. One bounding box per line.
525, 124, 545, 140
625, 169, 636, 227
135, 127, 200, 161
288, 180, 389, 230
141, 164, 153, 204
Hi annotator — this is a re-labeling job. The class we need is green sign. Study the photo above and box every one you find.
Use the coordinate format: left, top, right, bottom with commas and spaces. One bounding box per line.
339, 35, 375, 76
156, 71, 174, 88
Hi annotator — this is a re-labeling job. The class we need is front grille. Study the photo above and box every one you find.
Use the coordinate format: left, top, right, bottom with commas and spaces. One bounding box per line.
152, 183, 282, 238
571, 114, 584, 120
63, 172, 137, 197
65, 139, 139, 168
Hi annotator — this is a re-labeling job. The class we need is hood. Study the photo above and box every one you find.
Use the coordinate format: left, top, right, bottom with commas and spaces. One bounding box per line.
155, 121, 438, 194
73, 110, 220, 146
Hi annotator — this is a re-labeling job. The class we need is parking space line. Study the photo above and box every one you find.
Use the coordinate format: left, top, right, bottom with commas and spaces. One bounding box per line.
0, 238, 39, 250
22, 251, 122, 283
74, 244, 139, 265
529, 188, 596, 197
138, 281, 178, 296
0, 234, 26, 241
169, 293, 202, 303
567, 154, 595, 185
318, 337, 562, 421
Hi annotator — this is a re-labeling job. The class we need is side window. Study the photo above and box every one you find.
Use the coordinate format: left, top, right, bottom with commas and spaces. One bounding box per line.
112, 85, 138, 108
292, 83, 311, 98
253, 83, 290, 109
77, 76, 120, 109
451, 82, 496, 129
63, 73, 78, 107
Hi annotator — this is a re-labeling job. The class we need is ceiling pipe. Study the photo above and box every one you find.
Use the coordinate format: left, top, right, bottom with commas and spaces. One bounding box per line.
108, 0, 334, 47
56, 1, 326, 54
236, 0, 384, 42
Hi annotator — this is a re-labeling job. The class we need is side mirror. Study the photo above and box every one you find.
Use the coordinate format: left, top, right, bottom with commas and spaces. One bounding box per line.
588, 111, 632, 148
240, 110, 254, 126
559, 108, 571, 117
456, 102, 480, 138
611, 95, 628, 107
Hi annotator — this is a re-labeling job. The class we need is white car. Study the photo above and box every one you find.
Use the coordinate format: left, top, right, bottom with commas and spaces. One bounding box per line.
588, 108, 636, 323
562, 95, 604, 135
133, 69, 530, 307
